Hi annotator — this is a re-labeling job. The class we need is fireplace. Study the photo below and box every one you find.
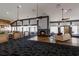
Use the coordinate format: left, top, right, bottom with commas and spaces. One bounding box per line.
37, 29, 50, 36
40, 30, 46, 35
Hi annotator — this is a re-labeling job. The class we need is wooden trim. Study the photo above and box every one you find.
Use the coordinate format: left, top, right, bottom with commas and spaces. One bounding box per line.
50, 19, 79, 23
11, 16, 49, 26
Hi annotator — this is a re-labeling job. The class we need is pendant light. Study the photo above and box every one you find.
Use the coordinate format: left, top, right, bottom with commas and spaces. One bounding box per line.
16, 5, 22, 31
62, 8, 71, 21
36, 3, 39, 21
17, 5, 22, 20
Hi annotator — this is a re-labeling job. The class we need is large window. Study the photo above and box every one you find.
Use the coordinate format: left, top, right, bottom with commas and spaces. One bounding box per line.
1, 25, 11, 32
30, 26, 37, 32
23, 26, 29, 36
50, 26, 58, 33
60, 27, 64, 34
72, 26, 78, 34
23, 26, 29, 32
23, 20, 29, 25
17, 26, 22, 32
12, 26, 16, 31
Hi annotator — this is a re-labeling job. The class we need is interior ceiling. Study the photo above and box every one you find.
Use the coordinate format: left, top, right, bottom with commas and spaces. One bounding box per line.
0, 3, 79, 21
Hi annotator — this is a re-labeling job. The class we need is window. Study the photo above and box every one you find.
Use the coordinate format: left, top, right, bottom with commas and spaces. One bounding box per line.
60, 27, 64, 34
17, 26, 22, 32
50, 26, 58, 33
30, 26, 37, 32
23, 20, 29, 25
72, 26, 77, 34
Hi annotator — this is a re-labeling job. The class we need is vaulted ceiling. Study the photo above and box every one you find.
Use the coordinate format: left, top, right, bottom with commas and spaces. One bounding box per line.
0, 3, 79, 21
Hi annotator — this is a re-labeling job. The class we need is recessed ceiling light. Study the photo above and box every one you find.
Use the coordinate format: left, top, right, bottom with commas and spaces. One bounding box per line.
17, 5, 22, 8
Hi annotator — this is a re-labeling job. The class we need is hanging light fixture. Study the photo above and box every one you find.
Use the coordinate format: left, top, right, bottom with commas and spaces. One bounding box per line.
61, 8, 68, 20
62, 8, 71, 20
17, 5, 22, 20
16, 5, 22, 31
56, 4, 72, 21
36, 3, 39, 21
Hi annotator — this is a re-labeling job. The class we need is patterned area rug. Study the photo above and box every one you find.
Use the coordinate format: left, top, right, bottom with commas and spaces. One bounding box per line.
0, 36, 79, 56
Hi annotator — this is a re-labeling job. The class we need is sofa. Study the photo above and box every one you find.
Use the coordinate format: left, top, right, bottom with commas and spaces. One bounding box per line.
0, 33, 9, 43
13, 31, 23, 39
56, 33, 71, 41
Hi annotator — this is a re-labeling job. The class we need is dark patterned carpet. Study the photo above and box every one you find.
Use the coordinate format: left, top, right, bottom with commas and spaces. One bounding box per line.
0, 36, 79, 56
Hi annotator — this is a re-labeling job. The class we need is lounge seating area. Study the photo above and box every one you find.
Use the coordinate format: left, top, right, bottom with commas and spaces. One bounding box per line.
0, 3, 79, 56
